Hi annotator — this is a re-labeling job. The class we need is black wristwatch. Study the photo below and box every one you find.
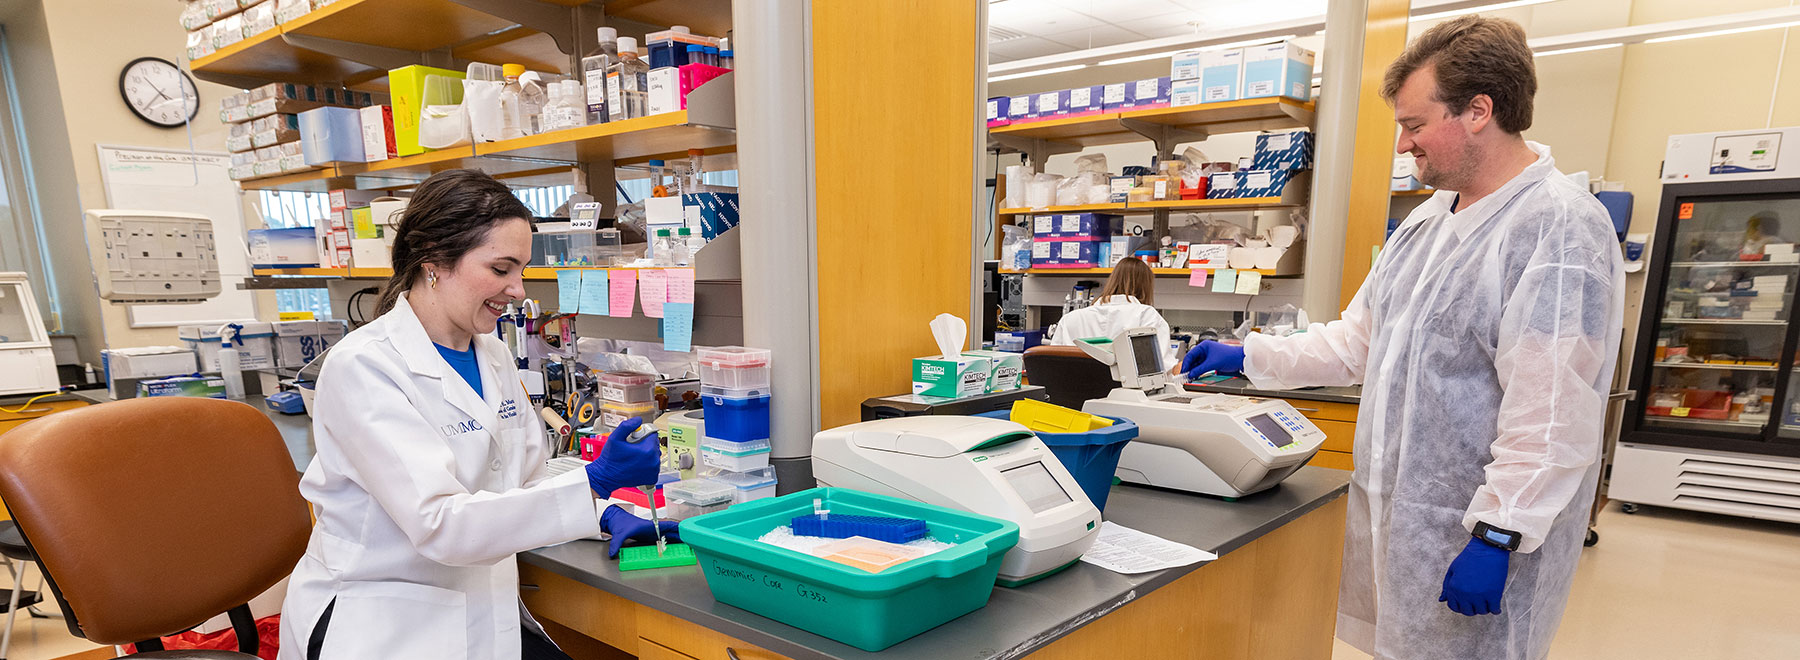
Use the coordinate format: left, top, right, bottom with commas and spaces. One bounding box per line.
1472, 522, 1522, 551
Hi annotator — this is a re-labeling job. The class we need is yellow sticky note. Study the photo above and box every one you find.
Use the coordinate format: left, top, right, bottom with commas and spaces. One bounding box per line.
1671, 407, 1691, 418
1235, 270, 1262, 295
278, 311, 315, 321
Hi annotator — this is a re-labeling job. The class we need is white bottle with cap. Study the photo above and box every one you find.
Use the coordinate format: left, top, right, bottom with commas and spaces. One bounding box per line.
608, 36, 650, 120
581, 27, 619, 124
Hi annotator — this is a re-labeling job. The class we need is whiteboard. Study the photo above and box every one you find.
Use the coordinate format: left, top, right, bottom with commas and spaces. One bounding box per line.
96, 145, 259, 327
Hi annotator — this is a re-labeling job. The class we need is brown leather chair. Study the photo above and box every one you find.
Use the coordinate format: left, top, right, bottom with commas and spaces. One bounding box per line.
1022, 345, 1120, 409
0, 397, 311, 658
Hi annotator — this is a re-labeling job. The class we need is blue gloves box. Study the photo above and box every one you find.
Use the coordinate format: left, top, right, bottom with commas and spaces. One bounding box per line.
1066, 85, 1105, 117
1030, 90, 1067, 119
1251, 130, 1315, 171
1101, 83, 1130, 111
1007, 95, 1032, 122
986, 96, 1009, 127
1031, 213, 1122, 240
1032, 238, 1105, 267
1128, 77, 1172, 110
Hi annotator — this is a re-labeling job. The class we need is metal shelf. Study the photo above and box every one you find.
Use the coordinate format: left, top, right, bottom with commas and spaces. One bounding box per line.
1659, 318, 1789, 325
1670, 261, 1800, 268
1646, 416, 1767, 430
1652, 362, 1778, 371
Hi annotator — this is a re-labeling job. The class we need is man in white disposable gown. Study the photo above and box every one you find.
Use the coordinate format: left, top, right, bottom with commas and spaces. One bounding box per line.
1180, 16, 1622, 660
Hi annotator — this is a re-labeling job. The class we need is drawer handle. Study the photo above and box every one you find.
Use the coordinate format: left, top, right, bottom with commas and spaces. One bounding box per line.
726, 649, 742, 660
1291, 407, 1321, 413
518, 583, 539, 591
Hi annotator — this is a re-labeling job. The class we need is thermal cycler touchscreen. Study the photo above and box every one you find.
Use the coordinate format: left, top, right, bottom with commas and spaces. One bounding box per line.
1131, 333, 1163, 376
1247, 413, 1293, 448
1003, 461, 1074, 513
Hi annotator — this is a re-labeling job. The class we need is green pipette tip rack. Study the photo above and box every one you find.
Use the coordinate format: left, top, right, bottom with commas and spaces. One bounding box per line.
618, 543, 698, 571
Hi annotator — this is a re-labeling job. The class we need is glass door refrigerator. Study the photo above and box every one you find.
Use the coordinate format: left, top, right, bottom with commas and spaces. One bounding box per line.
1613, 128, 1800, 524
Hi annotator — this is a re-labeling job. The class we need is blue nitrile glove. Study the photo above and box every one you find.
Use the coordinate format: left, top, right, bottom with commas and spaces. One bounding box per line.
584, 417, 661, 496
600, 505, 682, 559
1440, 537, 1510, 616
1181, 340, 1246, 380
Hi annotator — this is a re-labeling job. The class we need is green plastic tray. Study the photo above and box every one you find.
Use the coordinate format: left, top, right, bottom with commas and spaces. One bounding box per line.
619, 543, 698, 571
680, 487, 1019, 652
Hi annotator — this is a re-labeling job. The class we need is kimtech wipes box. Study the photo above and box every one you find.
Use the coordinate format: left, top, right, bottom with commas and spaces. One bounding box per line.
912, 314, 992, 398
965, 350, 1023, 393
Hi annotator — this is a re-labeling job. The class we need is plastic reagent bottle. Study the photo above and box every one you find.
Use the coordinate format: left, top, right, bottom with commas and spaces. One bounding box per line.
674, 228, 693, 266
498, 63, 527, 139
609, 36, 650, 120
219, 322, 245, 400
581, 27, 618, 124
648, 159, 670, 197
654, 229, 675, 267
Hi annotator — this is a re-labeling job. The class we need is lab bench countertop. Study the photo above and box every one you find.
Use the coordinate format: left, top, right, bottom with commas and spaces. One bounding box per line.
521, 467, 1351, 660
1184, 377, 1363, 405
67, 390, 317, 471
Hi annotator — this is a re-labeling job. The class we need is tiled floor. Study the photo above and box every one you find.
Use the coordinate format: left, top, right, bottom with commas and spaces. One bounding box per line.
1332, 501, 1800, 659
0, 501, 1793, 660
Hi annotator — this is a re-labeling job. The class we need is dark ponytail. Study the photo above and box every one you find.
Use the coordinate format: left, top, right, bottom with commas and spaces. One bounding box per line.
374, 169, 534, 316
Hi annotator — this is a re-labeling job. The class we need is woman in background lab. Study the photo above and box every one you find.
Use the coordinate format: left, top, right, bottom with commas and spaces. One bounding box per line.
279, 169, 677, 660
1049, 257, 1178, 369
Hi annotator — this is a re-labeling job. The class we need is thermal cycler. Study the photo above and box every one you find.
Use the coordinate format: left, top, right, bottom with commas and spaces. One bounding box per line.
812, 415, 1101, 586
1078, 328, 1325, 498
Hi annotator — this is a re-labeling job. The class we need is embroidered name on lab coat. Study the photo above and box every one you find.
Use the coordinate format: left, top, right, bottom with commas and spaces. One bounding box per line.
498, 399, 519, 420
440, 420, 485, 436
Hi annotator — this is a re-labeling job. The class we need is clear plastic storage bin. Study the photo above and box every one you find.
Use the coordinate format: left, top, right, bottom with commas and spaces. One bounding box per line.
664, 477, 735, 519
707, 466, 778, 503
601, 400, 658, 430
697, 346, 772, 390
599, 370, 656, 403
701, 436, 772, 472
702, 390, 771, 443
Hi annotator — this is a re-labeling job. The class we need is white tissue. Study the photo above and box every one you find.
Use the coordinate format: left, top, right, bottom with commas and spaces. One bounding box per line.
1228, 247, 1257, 269
930, 313, 968, 359
1253, 247, 1283, 269
1269, 225, 1299, 248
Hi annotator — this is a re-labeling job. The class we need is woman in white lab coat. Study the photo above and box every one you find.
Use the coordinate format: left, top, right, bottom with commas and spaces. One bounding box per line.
277, 170, 676, 660
1049, 257, 1178, 368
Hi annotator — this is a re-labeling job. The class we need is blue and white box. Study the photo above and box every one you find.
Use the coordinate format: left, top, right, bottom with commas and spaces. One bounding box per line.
1242, 41, 1315, 101
987, 96, 1009, 126
1031, 89, 1068, 119
1129, 77, 1172, 109
1038, 213, 1122, 240
1101, 83, 1131, 111
1200, 48, 1244, 103
1172, 79, 1203, 107
1032, 239, 1104, 267
1232, 169, 1298, 199
1065, 85, 1105, 116
1171, 50, 1204, 81
1252, 130, 1315, 171
248, 227, 321, 268
299, 106, 365, 165
1007, 95, 1033, 121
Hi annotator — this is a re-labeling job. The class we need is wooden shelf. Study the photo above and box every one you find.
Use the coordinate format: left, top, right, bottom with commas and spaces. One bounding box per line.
988, 97, 1314, 149
1391, 189, 1435, 197
1001, 267, 1279, 277
999, 196, 1303, 216
474, 110, 737, 164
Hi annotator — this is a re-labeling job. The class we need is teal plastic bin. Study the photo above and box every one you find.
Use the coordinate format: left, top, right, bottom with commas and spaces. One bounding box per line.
680, 487, 1020, 652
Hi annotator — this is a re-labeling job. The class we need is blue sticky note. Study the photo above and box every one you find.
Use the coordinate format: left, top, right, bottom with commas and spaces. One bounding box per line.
556, 270, 582, 314
1212, 268, 1238, 293
578, 270, 610, 316
662, 302, 694, 352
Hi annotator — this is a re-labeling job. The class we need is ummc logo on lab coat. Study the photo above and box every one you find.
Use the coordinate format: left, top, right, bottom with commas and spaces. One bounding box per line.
440, 419, 484, 436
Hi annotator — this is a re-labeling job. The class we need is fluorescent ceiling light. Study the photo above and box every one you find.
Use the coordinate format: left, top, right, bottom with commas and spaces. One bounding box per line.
988, 64, 1087, 83
1643, 19, 1800, 44
1412, 0, 1554, 22
1533, 43, 1621, 57
1098, 50, 1184, 66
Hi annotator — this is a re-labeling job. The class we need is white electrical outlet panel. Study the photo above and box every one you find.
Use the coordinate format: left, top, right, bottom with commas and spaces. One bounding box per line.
84, 210, 221, 303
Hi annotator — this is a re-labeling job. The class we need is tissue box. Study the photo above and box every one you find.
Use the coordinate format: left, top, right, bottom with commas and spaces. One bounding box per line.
361, 105, 396, 162
1033, 213, 1122, 240
1006, 95, 1032, 122
964, 350, 1022, 393
1101, 83, 1130, 111
1032, 239, 1104, 267
1029, 89, 1067, 120
1210, 169, 1299, 199
1171, 79, 1203, 107
1171, 50, 1203, 82
248, 227, 320, 268
1065, 85, 1105, 117
912, 354, 993, 399
180, 322, 276, 372
138, 375, 227, 399
986, 96, 1010, 127
1252, 130, 1315, 171
1241, 41, 1315, 101
1129, 77, 1172, 110
102, 347, 197, 381
273, 319, 347, 369
300, 106, 365, 165
1200, 49, 1244, 103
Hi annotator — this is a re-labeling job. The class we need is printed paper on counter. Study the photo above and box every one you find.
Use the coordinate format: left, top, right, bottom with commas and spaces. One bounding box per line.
1079, 521, 1216, 574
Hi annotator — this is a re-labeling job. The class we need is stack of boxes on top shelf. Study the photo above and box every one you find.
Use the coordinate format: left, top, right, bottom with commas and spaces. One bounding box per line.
221, 84, 379, 181
985, 39, 1315, 129
1030, 212, 1123, 270
643, 28, 735, 116
181, 0, 347, 61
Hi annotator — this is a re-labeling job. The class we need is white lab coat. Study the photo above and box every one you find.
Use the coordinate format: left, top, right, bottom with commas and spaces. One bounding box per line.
277, 294, 602, 660
1050, 295, 1177, 368
1242, 143, 1622, 660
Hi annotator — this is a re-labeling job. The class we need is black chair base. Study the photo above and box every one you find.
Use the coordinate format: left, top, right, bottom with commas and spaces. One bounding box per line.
0, 589, 39, 614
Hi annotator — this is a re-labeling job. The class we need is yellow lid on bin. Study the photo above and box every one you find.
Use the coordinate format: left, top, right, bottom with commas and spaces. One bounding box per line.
1010, 399, 1112, 435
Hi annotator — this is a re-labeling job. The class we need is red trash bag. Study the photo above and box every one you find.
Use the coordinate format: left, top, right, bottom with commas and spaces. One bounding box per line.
121, 614, 281, 660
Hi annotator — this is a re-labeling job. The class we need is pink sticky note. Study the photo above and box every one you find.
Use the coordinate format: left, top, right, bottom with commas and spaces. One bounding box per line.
609, 269, 638, 317
667, 268, 696, 304
640, 269, 669, 318
1188, 268, 1209, 287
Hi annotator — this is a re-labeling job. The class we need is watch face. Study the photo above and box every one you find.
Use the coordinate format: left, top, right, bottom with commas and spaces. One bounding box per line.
121, 57, 199, 127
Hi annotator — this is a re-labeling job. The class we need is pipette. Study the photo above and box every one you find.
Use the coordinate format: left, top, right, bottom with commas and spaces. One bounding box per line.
623, 422, 666, 556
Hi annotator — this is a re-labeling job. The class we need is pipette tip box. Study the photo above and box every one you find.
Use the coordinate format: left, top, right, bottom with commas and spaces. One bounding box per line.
619, 543, 698, 571
791, 514, 928, 543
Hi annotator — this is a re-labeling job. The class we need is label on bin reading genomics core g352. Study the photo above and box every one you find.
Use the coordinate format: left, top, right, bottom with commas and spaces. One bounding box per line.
709, 562, 829, 604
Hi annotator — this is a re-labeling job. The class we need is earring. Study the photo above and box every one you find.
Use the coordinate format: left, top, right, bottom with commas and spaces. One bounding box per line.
427, 270, 438, 288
